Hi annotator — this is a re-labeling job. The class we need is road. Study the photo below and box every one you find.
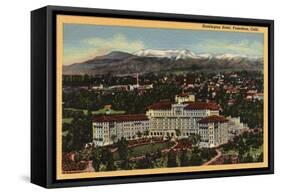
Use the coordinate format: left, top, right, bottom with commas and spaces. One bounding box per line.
202, 149, 222, 166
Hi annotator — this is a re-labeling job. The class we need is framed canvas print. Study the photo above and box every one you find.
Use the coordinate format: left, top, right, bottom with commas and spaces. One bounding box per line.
31, 5, 274, 188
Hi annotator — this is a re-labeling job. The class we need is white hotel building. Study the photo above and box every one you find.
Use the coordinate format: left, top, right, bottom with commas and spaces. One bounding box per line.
146, 95, 230, 147
92, 94, 245, 148
92, 114, 149, 146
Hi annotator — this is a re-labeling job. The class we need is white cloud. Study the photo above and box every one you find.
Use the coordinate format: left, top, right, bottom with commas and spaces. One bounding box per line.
63, 34, 145, 65
85, 33, 145, 52
193, 40, 263, 57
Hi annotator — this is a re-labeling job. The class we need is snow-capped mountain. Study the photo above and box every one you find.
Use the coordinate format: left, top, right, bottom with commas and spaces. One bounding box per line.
197, 53, 213, 59
214, 53, 248, 60
134, 49, 200, 60
134, 49, 260, 60
63, 49, 263, 75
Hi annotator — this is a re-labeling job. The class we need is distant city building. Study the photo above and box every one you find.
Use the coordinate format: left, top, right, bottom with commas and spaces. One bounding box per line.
91, 84, 103, 90
128, 84, 153, 91
245, 92, 263, 101
104, 104, 112, 109
89, 73, 153, 92
227, 116, 248, 137
253, 93, 264, 101
129, 73, 153, 91
175, 93, 195, 104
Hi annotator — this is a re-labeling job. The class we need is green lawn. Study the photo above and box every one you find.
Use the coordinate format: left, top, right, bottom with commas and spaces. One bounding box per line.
222, 149, 237, 155
130, 142, 173, 158
64, 107, 125, 115
62, 130, 69, 136
92, 108, 125, 115
113, 141, 174, 160
63, 118, 73, 124
63, 108, 125, 125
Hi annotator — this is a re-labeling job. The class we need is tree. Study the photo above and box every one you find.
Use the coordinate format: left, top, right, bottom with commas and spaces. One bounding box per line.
135, 153, 153, 169
156, 148, 162, 158
62, 133, 73, 152
117, 137, 130, 170
257, 152, 263, 162
223, 156, 232, 164
189, 134, 201, 147
91, 149, 101, 172
120, 159, 130, 170
166, 133, 172, 141
71, 118, 84, 151
175, 129, 181, 137
137, 131, 143, 139
143, 130, 149, 137
101, 148, 116, 171
241, 153, 254, 163
117, 137, 128, 160
189, 147, 202, 166
167, 151, 178, 167
100, 147, 109, 165
201, 148, 216, 161
237, 138, 247, 159
66, 110, 93, 151
179, 150, 189, 167
222, 140, 234, 152
110, 134, 117, 144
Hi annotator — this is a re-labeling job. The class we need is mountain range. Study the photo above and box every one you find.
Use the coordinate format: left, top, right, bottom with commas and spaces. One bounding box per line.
63, 49, 263, 75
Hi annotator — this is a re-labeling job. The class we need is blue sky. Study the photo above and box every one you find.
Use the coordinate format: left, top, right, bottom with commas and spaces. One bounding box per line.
63, 24, 264, 65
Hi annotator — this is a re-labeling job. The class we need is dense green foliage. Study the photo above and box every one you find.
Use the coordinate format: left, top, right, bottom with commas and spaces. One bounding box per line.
63, 71, 263, 129
62, 110, 93, 152
221, 131, 263, 163
63, 83, 181, 114
61, 71, 264, 172
167, 151, 178, 167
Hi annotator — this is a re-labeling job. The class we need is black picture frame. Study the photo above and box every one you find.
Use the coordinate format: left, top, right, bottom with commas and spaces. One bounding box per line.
31, 5, 274, 188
